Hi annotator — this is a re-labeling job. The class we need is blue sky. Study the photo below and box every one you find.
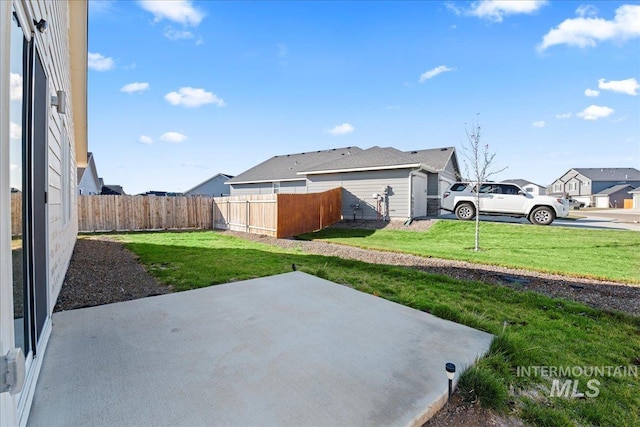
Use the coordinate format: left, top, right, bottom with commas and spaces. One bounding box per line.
87, 0, 640, 194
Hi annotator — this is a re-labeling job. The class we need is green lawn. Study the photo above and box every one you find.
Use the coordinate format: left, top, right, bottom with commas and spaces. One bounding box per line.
112, 230, 640, 427
299, 221, 640, 283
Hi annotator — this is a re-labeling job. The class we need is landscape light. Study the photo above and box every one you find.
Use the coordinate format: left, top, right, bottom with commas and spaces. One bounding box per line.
445, 362, 456, 407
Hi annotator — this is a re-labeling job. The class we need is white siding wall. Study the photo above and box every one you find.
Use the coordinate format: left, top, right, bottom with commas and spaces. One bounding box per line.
1, 2, 80, 425
307, 169, 411, 219
78, 165, 100, 195
31, 0, 78, 309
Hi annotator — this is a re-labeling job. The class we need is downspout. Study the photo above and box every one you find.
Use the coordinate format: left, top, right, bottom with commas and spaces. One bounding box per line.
408, 172, 414, 220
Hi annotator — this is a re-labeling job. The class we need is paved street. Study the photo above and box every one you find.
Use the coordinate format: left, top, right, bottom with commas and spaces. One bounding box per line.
440, 208, 640, 231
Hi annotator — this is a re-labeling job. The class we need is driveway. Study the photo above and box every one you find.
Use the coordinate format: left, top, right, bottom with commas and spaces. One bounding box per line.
439, 209, 640, 231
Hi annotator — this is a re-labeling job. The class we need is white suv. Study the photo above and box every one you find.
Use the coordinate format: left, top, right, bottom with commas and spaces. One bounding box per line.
441, 182, 570, 225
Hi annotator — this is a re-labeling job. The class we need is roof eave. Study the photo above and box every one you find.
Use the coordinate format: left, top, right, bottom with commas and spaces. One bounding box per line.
299, 163, 424, 175
228, 177, 307, 185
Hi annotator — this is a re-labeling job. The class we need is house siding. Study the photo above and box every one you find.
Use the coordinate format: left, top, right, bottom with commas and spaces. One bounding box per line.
594, 186, 634, 209
1, 1, 84, 426
307, 169, 411, 220
78, 157, 101, 195
230, 181, 307, 195
592, 181, 640, 194
185, 175, 230, 197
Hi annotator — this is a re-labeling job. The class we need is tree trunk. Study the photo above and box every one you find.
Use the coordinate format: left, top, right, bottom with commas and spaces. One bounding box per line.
474, 196, 480, 251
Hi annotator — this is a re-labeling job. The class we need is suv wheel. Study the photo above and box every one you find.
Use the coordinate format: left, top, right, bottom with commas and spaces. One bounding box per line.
529, 207, 555, 225
455, 202, 475, 221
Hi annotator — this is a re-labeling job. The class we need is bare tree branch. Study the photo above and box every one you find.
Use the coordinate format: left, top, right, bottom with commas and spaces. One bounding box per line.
460, 116, 507, 251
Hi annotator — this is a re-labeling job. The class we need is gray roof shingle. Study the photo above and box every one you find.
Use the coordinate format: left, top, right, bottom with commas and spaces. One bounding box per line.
574, 168, 640, 181
302, 146, 422, 173
595, 184, 635, 195
227, 147, 363, 183
227, 146, 457, 183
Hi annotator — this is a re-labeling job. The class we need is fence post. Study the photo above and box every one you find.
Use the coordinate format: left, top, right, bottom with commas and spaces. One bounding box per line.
245, 200, 250, 233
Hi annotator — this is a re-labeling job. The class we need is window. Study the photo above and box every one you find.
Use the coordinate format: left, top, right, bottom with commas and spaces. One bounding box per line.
449, 183, 469, 192
499, 184, 519, 195
10, 7, 27, 354
554, 183, 562, 192
273, 182, 280, 194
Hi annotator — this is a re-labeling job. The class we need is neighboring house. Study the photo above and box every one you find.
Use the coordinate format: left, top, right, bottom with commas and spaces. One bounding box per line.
77, 152, 101, 195
141, 191, 183, 196
630, 187, 640, 209
227, 146, 461, 220
549, 168, 640, 207
501, 179, 546, 195
1, 2, 88, 426
101, 185, 126, 195
593, 184, 636, 209
184, 173, 234, 197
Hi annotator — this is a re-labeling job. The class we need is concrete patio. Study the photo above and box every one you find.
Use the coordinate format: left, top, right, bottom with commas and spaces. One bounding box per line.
27, 271, 493, 427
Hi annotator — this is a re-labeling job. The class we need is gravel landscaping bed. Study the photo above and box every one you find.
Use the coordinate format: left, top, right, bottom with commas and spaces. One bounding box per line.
54, 236, 172, 312
57, 221, 639, 317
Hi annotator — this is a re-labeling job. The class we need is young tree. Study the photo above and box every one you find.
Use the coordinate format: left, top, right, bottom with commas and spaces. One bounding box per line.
460, 116, 507, 251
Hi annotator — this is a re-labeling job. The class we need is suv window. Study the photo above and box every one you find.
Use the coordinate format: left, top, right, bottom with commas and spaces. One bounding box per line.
499, 184, 520, 195
479, 184, 500, 194
449, 183, 469, 191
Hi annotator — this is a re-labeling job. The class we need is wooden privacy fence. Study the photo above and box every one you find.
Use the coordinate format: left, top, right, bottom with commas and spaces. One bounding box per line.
213, 187, 342, 238
13, 189, 342, 237
77, 195, 213, 232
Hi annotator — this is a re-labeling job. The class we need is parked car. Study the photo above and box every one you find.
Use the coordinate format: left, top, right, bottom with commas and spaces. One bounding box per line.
567, 198, 586, 209
441, 182, 570, 225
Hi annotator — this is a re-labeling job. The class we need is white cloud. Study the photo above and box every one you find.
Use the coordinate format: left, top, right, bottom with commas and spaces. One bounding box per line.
10, 73, 22, 100
538, 4, 640, 51
160, 132, 187, 143
120, 82, 150, 94
139, 0, 204, 26
584, 88, 600, 97
10, 122, 21, 140
450, 0, 547, 22
139, 135, 153, 144
419, 65, 455, 82
88, 52, 115, 71
532, 121, 545, 128
598, 78, 639, 96
577, 105, 614, 120
575, 5, 599, 18
165, 87, 225, 108
555, 112, 572, 119
164, 27, 195, 40
327, 123, 355, 136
